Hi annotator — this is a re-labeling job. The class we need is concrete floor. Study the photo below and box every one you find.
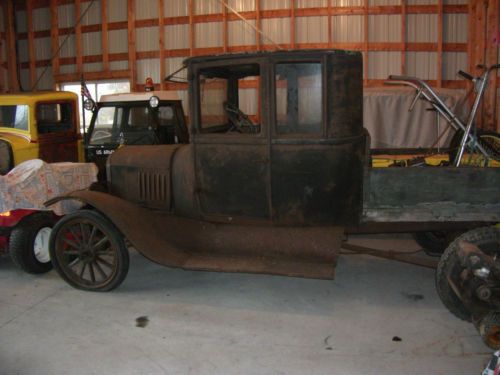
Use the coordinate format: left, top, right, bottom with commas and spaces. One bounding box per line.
0, 234, 492, 375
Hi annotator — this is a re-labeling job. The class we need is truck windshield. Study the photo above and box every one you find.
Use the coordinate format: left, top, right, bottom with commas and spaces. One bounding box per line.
0, 105, 29, 131
89, 104, 175, 145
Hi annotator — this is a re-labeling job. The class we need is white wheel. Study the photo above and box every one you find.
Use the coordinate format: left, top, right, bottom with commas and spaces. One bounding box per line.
33, 227, 52, 263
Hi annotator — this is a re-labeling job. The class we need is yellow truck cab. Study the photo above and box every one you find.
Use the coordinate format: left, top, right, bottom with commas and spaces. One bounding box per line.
0, 91, 82, 174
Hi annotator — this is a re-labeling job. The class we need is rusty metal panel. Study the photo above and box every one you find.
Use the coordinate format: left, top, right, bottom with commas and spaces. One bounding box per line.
51, 190, 343, 279
107, 144, 183, 210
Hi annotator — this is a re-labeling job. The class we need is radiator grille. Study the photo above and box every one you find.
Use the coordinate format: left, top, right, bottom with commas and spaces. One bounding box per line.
138, 171, 169, 203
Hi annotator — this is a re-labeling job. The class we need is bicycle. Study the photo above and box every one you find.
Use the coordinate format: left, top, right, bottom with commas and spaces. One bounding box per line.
386, 64, 500, 167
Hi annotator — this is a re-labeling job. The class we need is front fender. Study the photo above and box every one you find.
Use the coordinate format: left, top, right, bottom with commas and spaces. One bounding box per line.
45, 190, 194, 266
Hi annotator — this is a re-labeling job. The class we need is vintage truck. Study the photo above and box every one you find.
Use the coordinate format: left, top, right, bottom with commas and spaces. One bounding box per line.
46, 50, 500, 348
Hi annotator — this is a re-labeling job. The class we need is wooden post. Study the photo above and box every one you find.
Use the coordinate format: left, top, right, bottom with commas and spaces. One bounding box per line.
158, 0, 166, 89
328, 0, 332, 48
437, 0, 443, 87
401, 0, 406, 75
222, 0, 228, 53
363, 0, 368, 84
27, 0, 36, 90
290, 0, 295, 49
484, 0, 499, 131
101, 0, 109, 72
49, 0, 60, 87
75, 0, 83, 74
189, 0, 194, 56
256, 0, 261, 50
5, 0, 18, 92
127, 0, 137, 90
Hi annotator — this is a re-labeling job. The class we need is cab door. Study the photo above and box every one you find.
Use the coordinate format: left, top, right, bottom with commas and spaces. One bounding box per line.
36, 101, 79, 162
192, 61, 271, 221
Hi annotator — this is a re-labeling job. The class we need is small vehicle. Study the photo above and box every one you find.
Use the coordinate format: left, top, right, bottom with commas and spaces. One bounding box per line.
85, 91, 189, 178
46, 50, 500, 348
0, 91, 82, 175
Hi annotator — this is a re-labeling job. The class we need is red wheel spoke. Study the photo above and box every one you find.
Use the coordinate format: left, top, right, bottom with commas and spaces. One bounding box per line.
68, 226, 83, 246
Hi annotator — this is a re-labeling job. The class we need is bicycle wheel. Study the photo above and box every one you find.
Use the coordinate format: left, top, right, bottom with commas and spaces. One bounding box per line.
448, 129, 500, 165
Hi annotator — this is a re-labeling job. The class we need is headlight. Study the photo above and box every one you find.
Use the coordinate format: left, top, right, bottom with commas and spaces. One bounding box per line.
84, 99, 95, 111
149, 96, 159, 108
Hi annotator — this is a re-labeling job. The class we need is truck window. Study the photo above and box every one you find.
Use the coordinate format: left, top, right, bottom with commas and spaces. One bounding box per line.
199, 63, 260, 134
0, 105, 29, 131
275, 63, 322, 134
36, 102, 74, 134
89, 107, 120, 145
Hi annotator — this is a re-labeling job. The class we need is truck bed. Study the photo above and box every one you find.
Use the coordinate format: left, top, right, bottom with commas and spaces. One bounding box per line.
363, 166, 500, 223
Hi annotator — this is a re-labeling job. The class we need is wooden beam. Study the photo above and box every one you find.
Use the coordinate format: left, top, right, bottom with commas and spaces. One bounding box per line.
189, 0, 194, 56
290, 0, 295, 49
256, 0, 261, 50
437, 0, 443, 87
363, 0, 368, 84
27, 0, 36, 90
75, 0, 83, 74
127, 0, 136, 90
328, 0, 332, 48
5, 0, 19, 91
484, 0, 499, 131
101, 0, 109, 71
222, 0, 228, 53
158, 0, 166, 89
401, 0, 406, 75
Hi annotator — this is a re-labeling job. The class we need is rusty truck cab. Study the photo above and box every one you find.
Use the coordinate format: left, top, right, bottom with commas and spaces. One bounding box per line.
185, 50, 366, 225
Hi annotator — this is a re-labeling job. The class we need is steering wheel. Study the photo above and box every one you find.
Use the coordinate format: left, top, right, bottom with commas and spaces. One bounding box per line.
224, 102, 257, 133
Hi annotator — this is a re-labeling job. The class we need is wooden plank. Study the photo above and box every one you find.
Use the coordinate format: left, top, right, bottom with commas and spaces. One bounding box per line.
54, 69, 130, 83
363, 0, 368, 84
101, 0, 109, 71
49, 0, 59, 85
328, 0, 332, 48
256, 0, 261, 50
437, 0, 443, 88
75, 0, 83, 74
401, 0, 406, 75
158, 0, 166, 89
290, 0, 295, 49
5, 0, 18, 91
222, 0, 228, 53
189, 0, 194, 56
27, 0, 36, 90
484, 0, 499, 132
127, 0, 136, 90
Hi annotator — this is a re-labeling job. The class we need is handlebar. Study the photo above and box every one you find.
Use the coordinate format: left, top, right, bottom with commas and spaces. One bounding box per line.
458, 70, 473, 81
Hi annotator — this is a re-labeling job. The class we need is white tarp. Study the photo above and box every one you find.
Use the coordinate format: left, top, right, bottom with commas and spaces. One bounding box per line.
0, 159, 98, 215
364, 87, 467, 149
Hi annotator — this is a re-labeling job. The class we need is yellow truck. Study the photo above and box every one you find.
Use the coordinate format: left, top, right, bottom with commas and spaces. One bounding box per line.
0, 91, 83, 174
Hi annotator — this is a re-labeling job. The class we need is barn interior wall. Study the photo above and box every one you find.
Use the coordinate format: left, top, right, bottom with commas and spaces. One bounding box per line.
2, 0, 499, 130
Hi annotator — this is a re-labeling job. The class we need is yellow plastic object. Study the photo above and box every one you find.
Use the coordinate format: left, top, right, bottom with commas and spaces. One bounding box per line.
372, 153, 499, 168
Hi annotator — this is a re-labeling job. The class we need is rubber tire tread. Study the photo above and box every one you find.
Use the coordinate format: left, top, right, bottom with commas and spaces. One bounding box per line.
49, 209, 129, 292
9, 212, 54, 274
436, 226, 500, 322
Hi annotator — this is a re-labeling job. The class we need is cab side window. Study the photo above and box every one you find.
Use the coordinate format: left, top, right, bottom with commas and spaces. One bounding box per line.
198, 63, 260, 135
36, 102, 74, 134
275, 63, 323, 135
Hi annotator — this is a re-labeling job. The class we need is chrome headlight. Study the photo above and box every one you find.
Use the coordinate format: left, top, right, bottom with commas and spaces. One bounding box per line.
149, 96, 160, 108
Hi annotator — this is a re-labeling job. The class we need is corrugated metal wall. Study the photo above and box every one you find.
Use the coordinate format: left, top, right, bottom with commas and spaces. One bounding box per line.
14, 0, 472, 87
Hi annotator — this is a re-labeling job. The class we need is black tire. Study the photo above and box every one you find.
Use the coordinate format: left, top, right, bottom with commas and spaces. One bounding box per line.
413, 231, 462, 257
448, 129, 500, 165
9, 212, 55, 274
49, 209, 129, 292
436, 226, 500, 322
478, 312, 500, 350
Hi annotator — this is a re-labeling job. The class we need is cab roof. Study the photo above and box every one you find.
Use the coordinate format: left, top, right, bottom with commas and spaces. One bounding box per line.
99, 91, 180, 103
0, 91, 78, 104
